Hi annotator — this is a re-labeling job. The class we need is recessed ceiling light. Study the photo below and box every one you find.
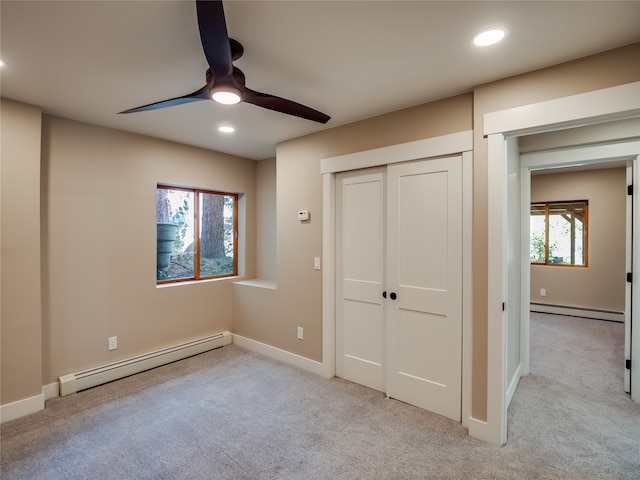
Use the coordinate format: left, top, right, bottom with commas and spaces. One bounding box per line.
0, 59, 5, 67
218, 125, 235, 133
473, 27, 508, 47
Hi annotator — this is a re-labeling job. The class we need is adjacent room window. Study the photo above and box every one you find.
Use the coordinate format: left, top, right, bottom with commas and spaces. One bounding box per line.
530, 200, 588, 266
156, 185, 238, 283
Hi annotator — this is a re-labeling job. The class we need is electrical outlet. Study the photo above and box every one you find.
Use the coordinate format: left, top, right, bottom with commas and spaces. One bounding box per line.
540, 288, 547, 297
108, 336, 118, 351
297, 327, 304, 340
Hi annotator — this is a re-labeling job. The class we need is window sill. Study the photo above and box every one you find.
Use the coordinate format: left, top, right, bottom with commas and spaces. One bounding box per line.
156, 276, 241, 288
233, 279, 277, 290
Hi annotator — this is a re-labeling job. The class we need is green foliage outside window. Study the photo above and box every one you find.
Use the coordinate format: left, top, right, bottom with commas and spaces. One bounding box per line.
530, 201, 587, 267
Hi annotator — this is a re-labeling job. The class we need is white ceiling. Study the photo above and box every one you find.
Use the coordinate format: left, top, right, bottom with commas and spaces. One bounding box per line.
2, 1, 639, 160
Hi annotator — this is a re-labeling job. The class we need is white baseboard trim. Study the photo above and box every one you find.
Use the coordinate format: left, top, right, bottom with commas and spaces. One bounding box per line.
506, 364, 522, 409
232, 334, 327, 378
0, 393, 44, 424
531, 303, 623, 322
43, 382, 60, 400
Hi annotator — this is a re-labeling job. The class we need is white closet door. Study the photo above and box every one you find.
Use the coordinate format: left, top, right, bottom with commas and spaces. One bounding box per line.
336, 169, 386, 392
386, 156, 463, 421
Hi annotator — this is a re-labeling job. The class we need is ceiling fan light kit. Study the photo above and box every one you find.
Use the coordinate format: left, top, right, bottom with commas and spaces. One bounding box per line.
211, 89, 241, 105
119, 0, 330, 124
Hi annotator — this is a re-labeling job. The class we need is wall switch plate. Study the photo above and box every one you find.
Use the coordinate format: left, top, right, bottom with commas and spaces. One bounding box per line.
297, 327, 304, 340
108, 336, 118, 351
314, 257, 321, 270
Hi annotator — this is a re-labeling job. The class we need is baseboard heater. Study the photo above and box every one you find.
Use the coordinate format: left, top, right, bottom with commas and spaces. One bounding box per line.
59, 331, 232, 396
530, 303, 624, 322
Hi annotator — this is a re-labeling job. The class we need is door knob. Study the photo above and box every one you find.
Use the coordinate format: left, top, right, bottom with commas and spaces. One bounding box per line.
382, 291, 387, 298
390, 292, 397, 300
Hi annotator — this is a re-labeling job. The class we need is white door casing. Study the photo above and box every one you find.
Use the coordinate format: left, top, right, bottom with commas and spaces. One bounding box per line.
633, 155, 640, 401
626, 161, 633, 393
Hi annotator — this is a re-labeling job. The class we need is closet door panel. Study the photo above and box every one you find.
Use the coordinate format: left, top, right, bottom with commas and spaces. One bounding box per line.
336, 169, 386, 392
386, 156, 463, 421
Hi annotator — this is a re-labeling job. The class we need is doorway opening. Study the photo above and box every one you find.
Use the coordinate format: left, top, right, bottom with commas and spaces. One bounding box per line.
522, 154, 631, 420
519, 142, 636, 391
484, 81, 640, 446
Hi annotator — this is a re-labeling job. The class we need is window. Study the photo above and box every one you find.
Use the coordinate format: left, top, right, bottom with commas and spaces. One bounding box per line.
156, 185, 238, 283
530, 200, 588, 266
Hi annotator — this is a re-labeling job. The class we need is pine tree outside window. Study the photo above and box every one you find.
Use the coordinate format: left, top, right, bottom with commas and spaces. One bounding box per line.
156, 185, 238, 283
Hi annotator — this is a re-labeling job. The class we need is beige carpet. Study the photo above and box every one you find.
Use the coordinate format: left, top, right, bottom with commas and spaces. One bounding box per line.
1, 313, 638, 479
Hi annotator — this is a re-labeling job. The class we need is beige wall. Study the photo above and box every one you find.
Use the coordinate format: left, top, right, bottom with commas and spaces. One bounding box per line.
255, 158, 277, 281
39, 116, 256, 385
232, 94, 473, 361
530, 168, 626, 311
1, 99, 43, 405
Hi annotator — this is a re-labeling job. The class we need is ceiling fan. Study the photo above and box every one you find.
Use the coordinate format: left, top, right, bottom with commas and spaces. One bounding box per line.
119, 0, 330, 124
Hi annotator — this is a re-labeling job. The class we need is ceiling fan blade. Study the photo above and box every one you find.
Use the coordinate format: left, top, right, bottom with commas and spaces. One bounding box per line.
120, 1, 330, 123
118, 84, 211, 114
240, 85, 331, 124
196, 0, 233, 80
